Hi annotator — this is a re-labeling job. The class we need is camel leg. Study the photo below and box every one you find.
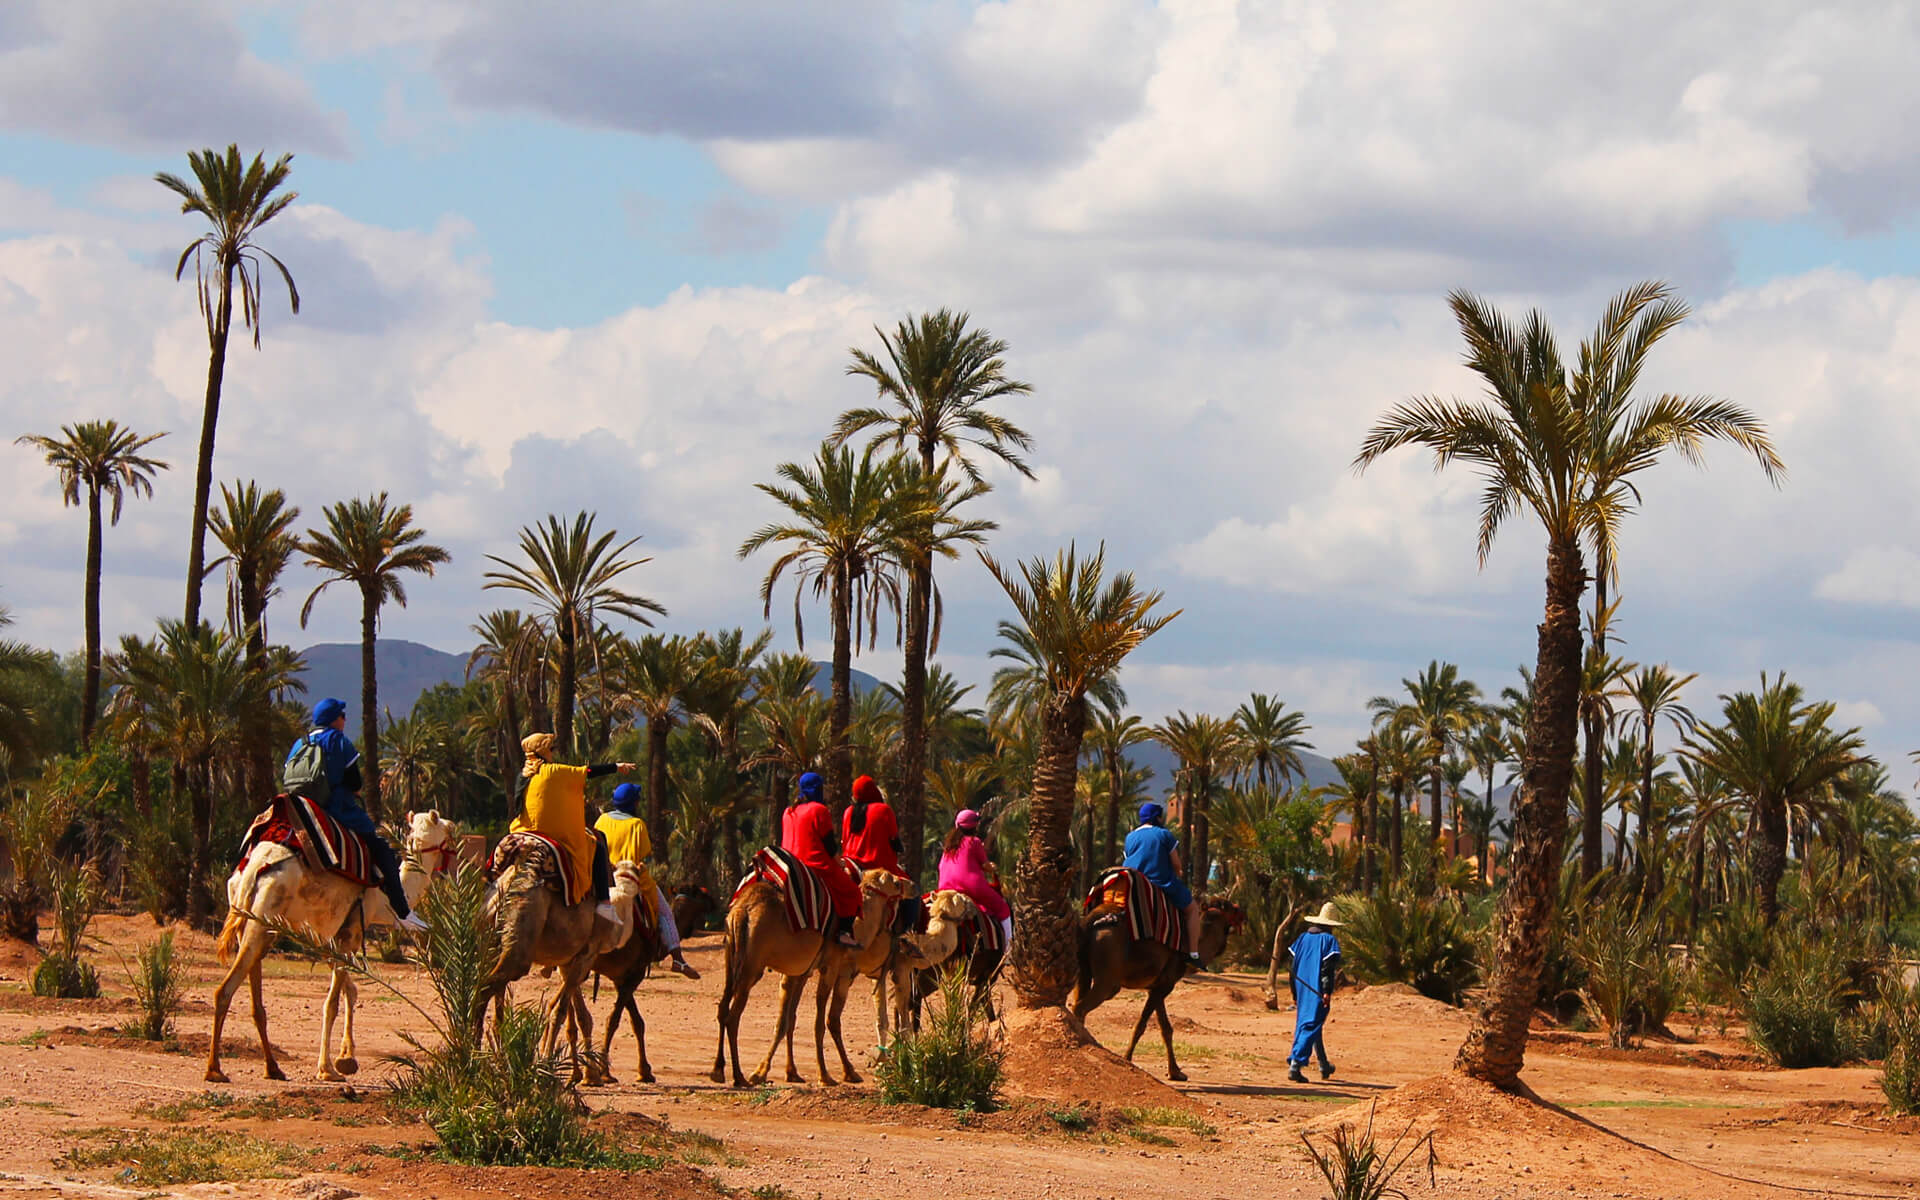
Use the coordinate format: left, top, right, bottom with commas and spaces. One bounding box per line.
599, 981, 624, 1085
873, 964, 890, 1048
206, 920, 274, 1084
829, 969, 860, 1083
712, 934, 739, 1084
318, 969, 348, 1081
1152, 992, 1185, 1082
247, 958, 286, 1081
813, 967, 837, 1086
335, 971, 360, 1075
620, 987, 654, 1083
753, 973, 805, 1085
1123, 995, 1155, 1064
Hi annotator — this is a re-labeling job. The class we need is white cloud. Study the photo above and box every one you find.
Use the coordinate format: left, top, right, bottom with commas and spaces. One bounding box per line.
1815, 547, 1920, 609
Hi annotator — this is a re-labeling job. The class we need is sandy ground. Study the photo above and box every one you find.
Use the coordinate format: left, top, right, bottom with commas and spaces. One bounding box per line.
0, 913, 1915, 1200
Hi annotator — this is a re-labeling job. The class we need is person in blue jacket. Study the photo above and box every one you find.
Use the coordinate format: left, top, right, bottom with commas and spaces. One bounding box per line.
1121, 801, 1204, 966
287, 697, 427, 932
1287, 902, 1344, 1082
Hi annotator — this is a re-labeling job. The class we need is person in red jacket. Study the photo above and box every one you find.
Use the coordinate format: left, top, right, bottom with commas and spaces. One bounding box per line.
781, 771, 863, 947
842, 774, 904, 879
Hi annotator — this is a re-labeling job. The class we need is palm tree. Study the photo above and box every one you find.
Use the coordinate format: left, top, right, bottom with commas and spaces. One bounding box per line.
485, 511, 665, 755
1576, 600, 1634, 881
1683, 674, 1863, 924
1370, 661, 1481, 850
1086, 707, 1153, 866
980, 543, 1177, 1009
1369, 719, 1425, 882
739, 443, 933, 811
1354, 280, 1782, 1087
15, 421, 168, 745
0, 607, 59, 772
156, 146, 300, 629
206, 480, 299, 660
988, 622, 1127, 736
1153, 711, 1241, 887
1611, 664, 1697, 884
381, 708, 448, 816
623, 634, 695, 863
834, 309, 1033, 882
466, 609, 547, 784
298, 493, 450, 819
1331, 749, 1378, 892
1232, 693, 1314, 791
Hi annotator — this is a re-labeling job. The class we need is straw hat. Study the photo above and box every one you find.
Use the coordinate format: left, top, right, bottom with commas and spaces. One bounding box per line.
1303, 901, 1344, 927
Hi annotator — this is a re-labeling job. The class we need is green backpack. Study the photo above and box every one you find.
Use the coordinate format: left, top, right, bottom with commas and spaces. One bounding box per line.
282, 733, 331, 806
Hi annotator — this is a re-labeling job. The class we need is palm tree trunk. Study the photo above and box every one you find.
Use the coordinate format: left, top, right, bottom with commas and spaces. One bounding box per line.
1193, 768, 1211, 889
1362, 777, 1378, 895
1687, 829, 1707, 945
648, 718, 671, 865
1430, 768, 1444, 847
893, 552, 932, 882
358, 583, 382, 821
81, 485, 103, 747
1388, 786, 1404, 880
1581, 713, 1604, 882
182, 264, 234, 630
1105, 750, 1123, 867
1081, 797, 1095, 894
186, 758, 214, 927
1009, 691, 1087, 1009
1753, 797, 1788, 926
1455, 536, 1584, 1088
827, 561, 853, 813
555, 611, 577, 753
129, 747, 152, 820
1637, 718, 1655, 873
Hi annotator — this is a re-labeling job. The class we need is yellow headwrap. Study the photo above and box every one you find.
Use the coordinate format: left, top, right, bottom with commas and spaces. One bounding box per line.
521, 732, 556, 778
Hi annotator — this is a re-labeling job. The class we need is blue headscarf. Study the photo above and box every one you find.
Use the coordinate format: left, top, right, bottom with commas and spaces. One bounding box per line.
311, 697, 347, 728
1138, 801, 1165, 825
796, 772, 824, 804
610, 783, 642, 813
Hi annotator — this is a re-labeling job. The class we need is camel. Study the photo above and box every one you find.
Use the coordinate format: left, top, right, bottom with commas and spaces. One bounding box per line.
710, 867, 910, 1088
206, 809, 460, 1084
669, 884, 720, 937
1072, 895, 1245, 1081
810, 871, 916, 1080
545, 861, 658, 1084
895, 889, 1005, 1030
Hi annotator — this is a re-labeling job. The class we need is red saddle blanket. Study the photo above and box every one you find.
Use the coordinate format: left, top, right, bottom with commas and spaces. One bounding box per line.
733, 846, 856, 933
238, 795, 377, 889
488, 830, 578, 900
1085, 867, 1183, 953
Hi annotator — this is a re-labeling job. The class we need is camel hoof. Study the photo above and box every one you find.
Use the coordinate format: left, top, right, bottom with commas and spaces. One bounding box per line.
265, 1063, 288, 1082
320, 1069, 346, 1083
205, 1069, 229, 1085
640, 1069, 655, 1084
1168, 1068, 1187, 1082
334, 1057, 358, 1076
785, 1071, 804, 1084
709, 1068, 727, 1084
819, 1075, 837, 1088
842, 1069, 862, 1085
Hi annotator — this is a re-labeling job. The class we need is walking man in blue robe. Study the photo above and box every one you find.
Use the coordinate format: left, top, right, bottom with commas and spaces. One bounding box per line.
1287, 901, 1343, 1083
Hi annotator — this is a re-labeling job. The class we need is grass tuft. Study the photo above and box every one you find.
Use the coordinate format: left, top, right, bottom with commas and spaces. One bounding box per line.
873, 966, 1004, 1111
59, 1129, 306, 1186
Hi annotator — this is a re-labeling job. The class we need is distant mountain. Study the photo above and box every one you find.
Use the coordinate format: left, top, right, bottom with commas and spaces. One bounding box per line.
809, 662, 883, 696
295, 640, 470, 719
1124, 740, 1341, 796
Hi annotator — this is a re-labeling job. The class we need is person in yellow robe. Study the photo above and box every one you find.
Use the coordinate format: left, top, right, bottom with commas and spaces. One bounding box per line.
594, 782, 698, 978
511, 732, 634, 917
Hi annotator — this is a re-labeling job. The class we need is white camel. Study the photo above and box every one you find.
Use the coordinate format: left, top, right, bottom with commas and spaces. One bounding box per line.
205, 809, 460, 1084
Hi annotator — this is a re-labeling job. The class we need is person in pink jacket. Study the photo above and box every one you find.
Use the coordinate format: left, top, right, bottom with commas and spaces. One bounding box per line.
936, 809, 1011, 945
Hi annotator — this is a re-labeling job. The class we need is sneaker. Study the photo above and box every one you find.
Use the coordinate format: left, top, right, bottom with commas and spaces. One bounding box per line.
398, 912, 430, 934
1185, 951, 1205, 968
669, 956, 701, 980
1320, 1063, 1336, 1081
835, 931, 862, 949
596, 902, 618, 923
1287, 1066, 1308, 1084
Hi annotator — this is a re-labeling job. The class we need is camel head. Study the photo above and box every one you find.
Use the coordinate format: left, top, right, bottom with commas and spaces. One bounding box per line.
859, 869, 914, 901
609, 861, 647, 902
405, 809, 461, 873
927, 890, 980, 925
1198, 897, 1247, 961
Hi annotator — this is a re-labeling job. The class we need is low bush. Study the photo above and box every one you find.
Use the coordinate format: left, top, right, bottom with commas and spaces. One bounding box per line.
1575, 893, 1681, 1048
874, 965, 1004, 1111
126, 931, 186, 1041
1338, 888, 1477, 1005
1742, 938, 1858, 1068
30, 859, 99, 999
1298, 1101, 1434, 1200
122, 800, 196, 925
1875, 979, 1920, 1115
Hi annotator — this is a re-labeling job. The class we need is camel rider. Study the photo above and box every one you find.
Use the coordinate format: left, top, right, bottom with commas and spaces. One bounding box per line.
511, 732, 633, 923
781, 771, 864, 948
594, 783, 700, 979
842, 774, 905, 879
937, 809, 1012, 946
1123, 802, 1203, 967
286, 698, 428, 933
1287, 902, 1344, 1083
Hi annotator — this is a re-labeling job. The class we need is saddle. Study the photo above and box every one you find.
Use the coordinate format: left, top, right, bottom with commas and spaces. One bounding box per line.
488, 830, 579, 900
1085, 867, 1184, 953
238, 795, 377, 888
732, 846, 855, 933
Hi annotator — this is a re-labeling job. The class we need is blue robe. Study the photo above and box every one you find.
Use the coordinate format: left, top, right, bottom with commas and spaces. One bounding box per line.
286, 727, 373, 835
1288, 926, 1341, 1069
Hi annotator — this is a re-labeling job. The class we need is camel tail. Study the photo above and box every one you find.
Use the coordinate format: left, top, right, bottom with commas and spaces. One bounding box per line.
217, 845, 274, 965
215, 905, 247, 965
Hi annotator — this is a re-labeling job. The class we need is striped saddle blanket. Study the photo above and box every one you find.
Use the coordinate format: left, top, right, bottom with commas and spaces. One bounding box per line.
733, 846, 850, 933
1085, 867, 1183, 953
915, 891, 1007, 957
239, 795, 376, 889
488, 830, 577, 900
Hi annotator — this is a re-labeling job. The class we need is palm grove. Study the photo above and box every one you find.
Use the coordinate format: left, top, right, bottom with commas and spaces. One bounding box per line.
3, 147, 1919, 1099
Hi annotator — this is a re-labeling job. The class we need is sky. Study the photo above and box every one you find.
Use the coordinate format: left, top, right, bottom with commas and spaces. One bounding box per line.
4, 0, 1920, 779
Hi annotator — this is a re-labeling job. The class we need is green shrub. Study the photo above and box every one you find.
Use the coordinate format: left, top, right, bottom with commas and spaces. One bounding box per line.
126, 931, 186, 1041
1743, 939, 1858, 1068
122, 800, 196, 924
1697, 899, 1770, 1006
29, 860, 99, 999
414, 861, 502, 1061
1575, 893, 1680, 1048
1338, 888, 1477, 1005
874, 966, 1004, 1111
1298, 1101, 1435, 1200
1875, 979, 1920, 1115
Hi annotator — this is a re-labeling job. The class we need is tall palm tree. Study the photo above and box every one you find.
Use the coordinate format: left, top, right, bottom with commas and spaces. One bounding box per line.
739, 443, 933, 811
1683, 674, 1863, 925
485, 511, 665, 755
156, 146, 300, 629
1153, 711, 1242, 887
466, 609, 547, 784
833, 310, 1031, 882
1232, 693, 1314, 791
981, 543, 1177, 1009
1370, 661, 1481, 850
1086, 707, 1153, 866
1354, 280, 1782, 1087
1611, 664, 1697, 883
623, 634, 695, 863
987, 623, 1128, 736
1331, 749, 1378, 892
381, 708, 448, 816
1575, 600, 1634, 881
206, 480, 299, 661
1369, 718, 1425, 882
15, 421, 168, 745
299, 493, 450, 819
0, 607, 59, 772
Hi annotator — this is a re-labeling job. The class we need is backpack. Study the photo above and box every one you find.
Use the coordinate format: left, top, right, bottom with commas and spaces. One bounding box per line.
282, 733, 332, 807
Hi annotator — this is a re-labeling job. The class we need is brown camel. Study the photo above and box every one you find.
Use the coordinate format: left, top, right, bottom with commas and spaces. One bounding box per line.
477, 840, 610, 1084
1072, 895, 1245, 1081
709, 868, 908, 1088
206, 811, 457, 1083
670, 884, 720, 936
810, 870, 914, 1081
556, 863, 667, 1084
